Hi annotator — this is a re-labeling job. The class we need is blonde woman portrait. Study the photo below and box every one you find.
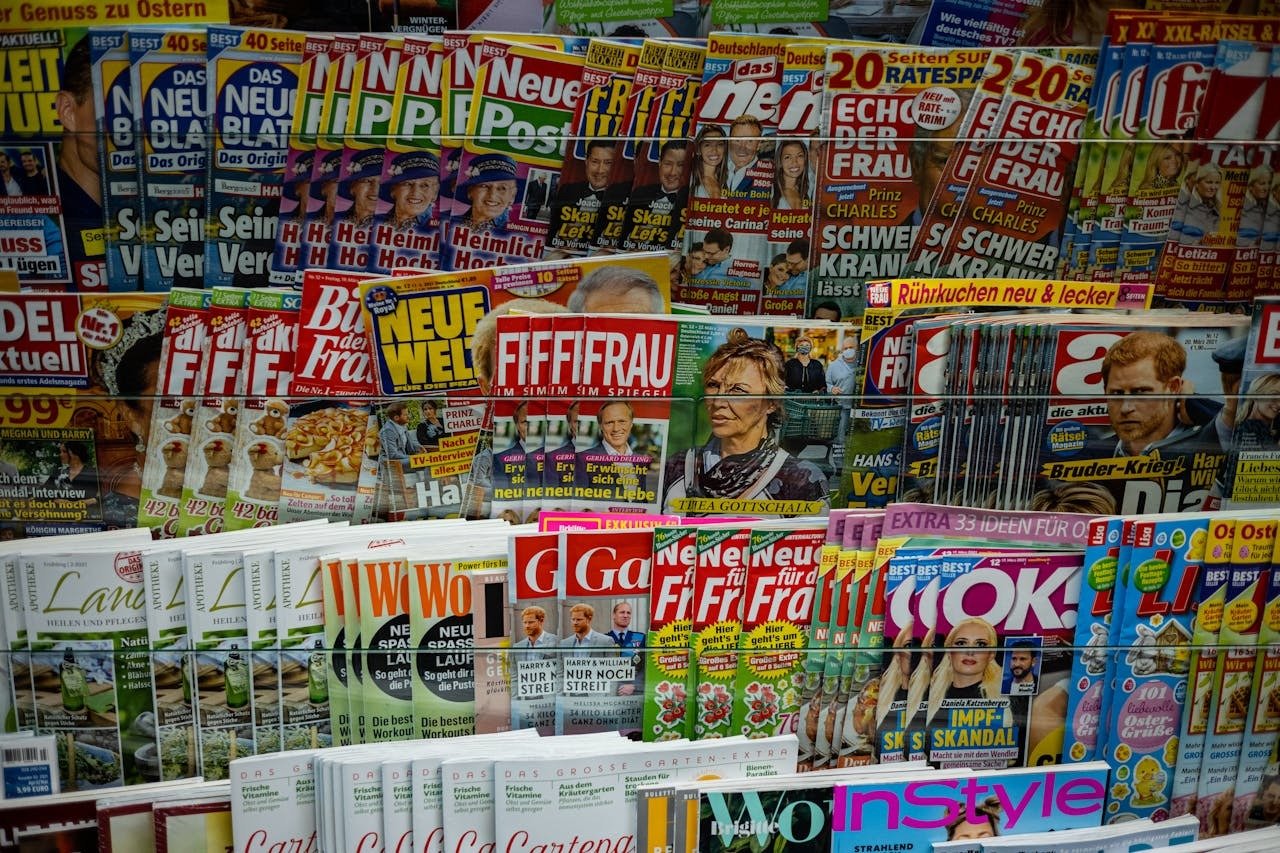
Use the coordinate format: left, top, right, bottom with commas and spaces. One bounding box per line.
1235, 373, 1280, 452
1171, 162, 1222, 245
926, 617, 1006, 726
1138, 142, 1187, 192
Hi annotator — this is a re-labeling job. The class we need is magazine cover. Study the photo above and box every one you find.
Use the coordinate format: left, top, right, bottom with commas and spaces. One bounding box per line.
24, 546, 153, 791
0, 29, 108, 291
467, 566, 511, 734
830, 764, 1109, 853
809, 45, 989, 319
277, 401, 378, 525
679, 33, 789, 314
1195, 516, 1276, 837
367, 34, 445, 275
1101, 514, 1209, 823
176, 287, 249, 537
1234, 558, 1280, 831
91, 28, 142, 293
834, 514, 888, 769
1114, 20, 1222, 286
407, 551, 508, 739
136, 290, 208, 530
271, 33, 333, 285
328, 34, 402, 274
556, 528, 652, 736
1168, 518, 1235, 819
933, 53, 1094, 281
1226, 297, 1280, 508
442, 39, 586, 269
223, 289, 300, 532
757, 39, 832, 319
905, 50, 1018, 278
321, 552, 356, 745
1157, 39, 1272, 309
922, 551, 1084, 770
242, 547, 281, 753
594, 39, 668, 251
619, 41, 705, 255
732, 525, 822, 739
545, 38, 642, 256
297, 33, 361, 273
357, 553, 415, 741
794, 513, 844, 769
0, 292, 168, 537
205, 26, 303, 288
275, 537, 341, 752
130, 28, 210, 291
1033, 316, 1249, 516
690, 526, 749, 739
184, 544, 255, 781
508, 531, 560, 733
142, 547, 197, 781
644, 525, 697, 742
1062, 517, 1122, 765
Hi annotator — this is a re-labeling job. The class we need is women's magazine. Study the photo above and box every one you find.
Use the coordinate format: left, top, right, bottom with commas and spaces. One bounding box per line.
271, 33, 333, 285
203, 26, 303, 288
644, 525, 698, 742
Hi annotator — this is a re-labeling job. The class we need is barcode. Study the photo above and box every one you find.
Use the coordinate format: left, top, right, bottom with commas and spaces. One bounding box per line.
3, 747, 49, 764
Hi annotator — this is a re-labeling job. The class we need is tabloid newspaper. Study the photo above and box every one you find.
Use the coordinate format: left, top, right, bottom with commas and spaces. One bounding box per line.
0, 29, 107, 291
176, 287, 249, 537
619, 41, 706, 255
280, 269, 380, 526
545, 38, 642, 256
222, 289, 300, 532
442, 40, 586, 269
297, 33, 361, 274
204, 26, 303, 288
595, 39, 668, 252
1225, 298, 1280, 508
644, 524, 697, 742
130, 28, 210, 291
367, 34, 445, 275
810, 45, 989, 320
135, 288, 210, 538
91, 28, 142, 293
733, 525, 822, 739
829, 764, 1110, 853
328, 34, 402, 275
508, 531, 560, 734
1157, 39, 1273, 310
679, 33, 790, 314
933, 53, 1093, 281
556, 528, 652, 736
270, 33, 332, 285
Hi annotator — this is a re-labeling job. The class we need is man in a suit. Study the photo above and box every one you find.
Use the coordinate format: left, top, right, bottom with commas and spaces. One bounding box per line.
525, 174, 548, 221
575, 401, 648, 502
725, 114, 767, 198
621, 141, 688, 250
547, 140, 616, 246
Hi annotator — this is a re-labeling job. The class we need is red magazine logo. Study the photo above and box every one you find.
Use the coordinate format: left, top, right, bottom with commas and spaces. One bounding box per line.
733, 56, 777, 82
1255, 304, 1280, 365
1147, 61, 1210, 135
563, 530, 652, 597
513, 533, 559, 599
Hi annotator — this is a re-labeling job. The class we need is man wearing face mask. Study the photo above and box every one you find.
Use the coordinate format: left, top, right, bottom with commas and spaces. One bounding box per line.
827, 337, 858, 452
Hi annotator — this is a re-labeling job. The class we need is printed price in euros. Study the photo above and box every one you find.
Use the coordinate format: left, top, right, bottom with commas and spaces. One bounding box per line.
0, 396, 73, 428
